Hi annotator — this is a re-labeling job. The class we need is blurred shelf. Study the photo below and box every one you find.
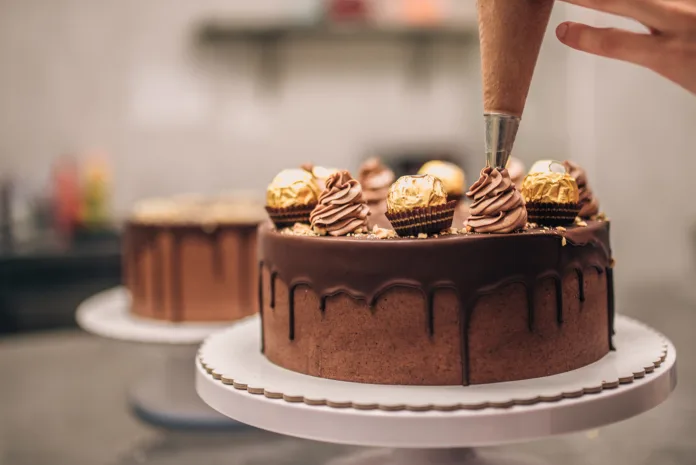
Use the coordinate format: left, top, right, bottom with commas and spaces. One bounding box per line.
196, 21, 478, 89
198, 21, 478, 43
0, 228, 120, 269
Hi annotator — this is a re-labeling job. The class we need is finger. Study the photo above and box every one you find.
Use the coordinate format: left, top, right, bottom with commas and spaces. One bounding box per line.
556, 21, 662, 68
556, 0, 667, 30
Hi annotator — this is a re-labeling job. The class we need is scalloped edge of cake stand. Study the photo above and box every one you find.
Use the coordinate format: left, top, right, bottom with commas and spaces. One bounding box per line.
198, 315, 669, 412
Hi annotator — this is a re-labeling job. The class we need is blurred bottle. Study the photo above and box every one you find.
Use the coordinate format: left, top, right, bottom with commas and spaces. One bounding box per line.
51, 156, 81, 238
402, 0, 443, 25
80, 155, 111, 231
290, 0, 324, 25
20, 171, 53, 238
0, 176, 38, 247
326, 0, 371, 23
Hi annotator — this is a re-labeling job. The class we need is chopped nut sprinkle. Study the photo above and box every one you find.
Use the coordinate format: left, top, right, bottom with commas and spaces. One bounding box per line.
574, 217, 588, 227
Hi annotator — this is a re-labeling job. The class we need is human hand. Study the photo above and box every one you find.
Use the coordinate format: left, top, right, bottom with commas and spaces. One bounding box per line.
555, 0, 696, 94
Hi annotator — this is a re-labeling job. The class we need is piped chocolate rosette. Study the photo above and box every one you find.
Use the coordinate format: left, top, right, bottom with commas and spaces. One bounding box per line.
522, 165, 580, 226
385, 174, 457, 237
266, 169, 321, 228
417, 161, 466, 203
310, 171, 370, 236
563, 160, 600, 218
358, 158, 395, 208
466, 167, 527, 233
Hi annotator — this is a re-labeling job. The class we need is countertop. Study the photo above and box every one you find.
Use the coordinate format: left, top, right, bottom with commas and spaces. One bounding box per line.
0, 279, 694, 465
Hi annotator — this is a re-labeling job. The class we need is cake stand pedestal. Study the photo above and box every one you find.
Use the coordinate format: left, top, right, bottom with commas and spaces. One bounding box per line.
196, 315, 677, 464
76, 287, 244, 430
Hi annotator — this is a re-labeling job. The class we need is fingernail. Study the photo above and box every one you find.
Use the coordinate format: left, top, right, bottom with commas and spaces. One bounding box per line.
557, 23, 569, 40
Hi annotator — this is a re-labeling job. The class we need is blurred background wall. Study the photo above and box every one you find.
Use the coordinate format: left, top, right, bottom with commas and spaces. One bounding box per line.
0, 1, 568, 209
0, 0, 694, 287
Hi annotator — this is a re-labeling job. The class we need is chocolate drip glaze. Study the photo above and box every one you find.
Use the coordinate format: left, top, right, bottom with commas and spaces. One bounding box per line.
171, 233, 183, 321
607, 266, 616, 350
270, 272, 278, 309
153, 236, 165, 317
289, 284, 299, 340
259, 220, 614, 384
210, 229, 224, 278
576, 269, 585, 303
427, 290, 436, 336
462, 307, 472, 385
258, 261, 265, 352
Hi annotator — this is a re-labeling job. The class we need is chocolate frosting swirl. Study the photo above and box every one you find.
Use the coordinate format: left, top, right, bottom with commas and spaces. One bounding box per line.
358, 158, 395, 204
564, 160, 600, 218
466, 167, 528, 233
310, 171, 370, 236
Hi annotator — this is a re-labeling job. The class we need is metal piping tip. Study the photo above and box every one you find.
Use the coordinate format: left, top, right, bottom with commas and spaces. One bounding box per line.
484, 113, 521, 170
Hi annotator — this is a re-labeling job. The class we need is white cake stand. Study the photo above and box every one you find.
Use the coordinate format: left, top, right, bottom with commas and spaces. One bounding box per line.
76, 287, 245, 430
196, 315, 677, 464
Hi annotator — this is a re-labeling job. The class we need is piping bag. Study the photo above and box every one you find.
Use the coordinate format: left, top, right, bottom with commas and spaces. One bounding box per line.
478, 0, 555, 169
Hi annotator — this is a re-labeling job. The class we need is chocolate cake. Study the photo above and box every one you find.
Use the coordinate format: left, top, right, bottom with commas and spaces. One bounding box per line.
259, 164, 613, 386
259, 220, 613, 386
123, 196, 265, 322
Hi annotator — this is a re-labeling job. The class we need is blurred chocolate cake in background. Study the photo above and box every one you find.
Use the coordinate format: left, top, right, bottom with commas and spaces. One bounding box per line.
123, 195, 265, 322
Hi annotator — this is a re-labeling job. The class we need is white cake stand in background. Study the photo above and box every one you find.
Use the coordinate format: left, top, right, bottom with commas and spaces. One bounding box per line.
196, 316, 677, 465
76, 287, 244, 430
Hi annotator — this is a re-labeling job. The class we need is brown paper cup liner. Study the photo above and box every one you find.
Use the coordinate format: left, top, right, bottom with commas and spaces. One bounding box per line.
385, 200, 457, 237
265, 205, 316, 229
526, 202, 581, 227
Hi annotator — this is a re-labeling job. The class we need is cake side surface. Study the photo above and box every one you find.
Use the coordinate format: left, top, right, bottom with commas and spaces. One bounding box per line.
124, 222, 258, 322
259, 220, 613, 385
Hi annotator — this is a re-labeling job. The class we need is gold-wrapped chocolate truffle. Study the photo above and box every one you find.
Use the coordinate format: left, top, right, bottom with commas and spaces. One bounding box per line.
387, 175, 447, 213
265, 169, 321, 228
521, 172, 579, 205
311, 166, 340, 181
385, 175, 455, 237
267, 169, 320, 208
528, 159, 566, 175
521, 171, 580, 226
302, 164, 341, 191
417, 161, 466, 201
